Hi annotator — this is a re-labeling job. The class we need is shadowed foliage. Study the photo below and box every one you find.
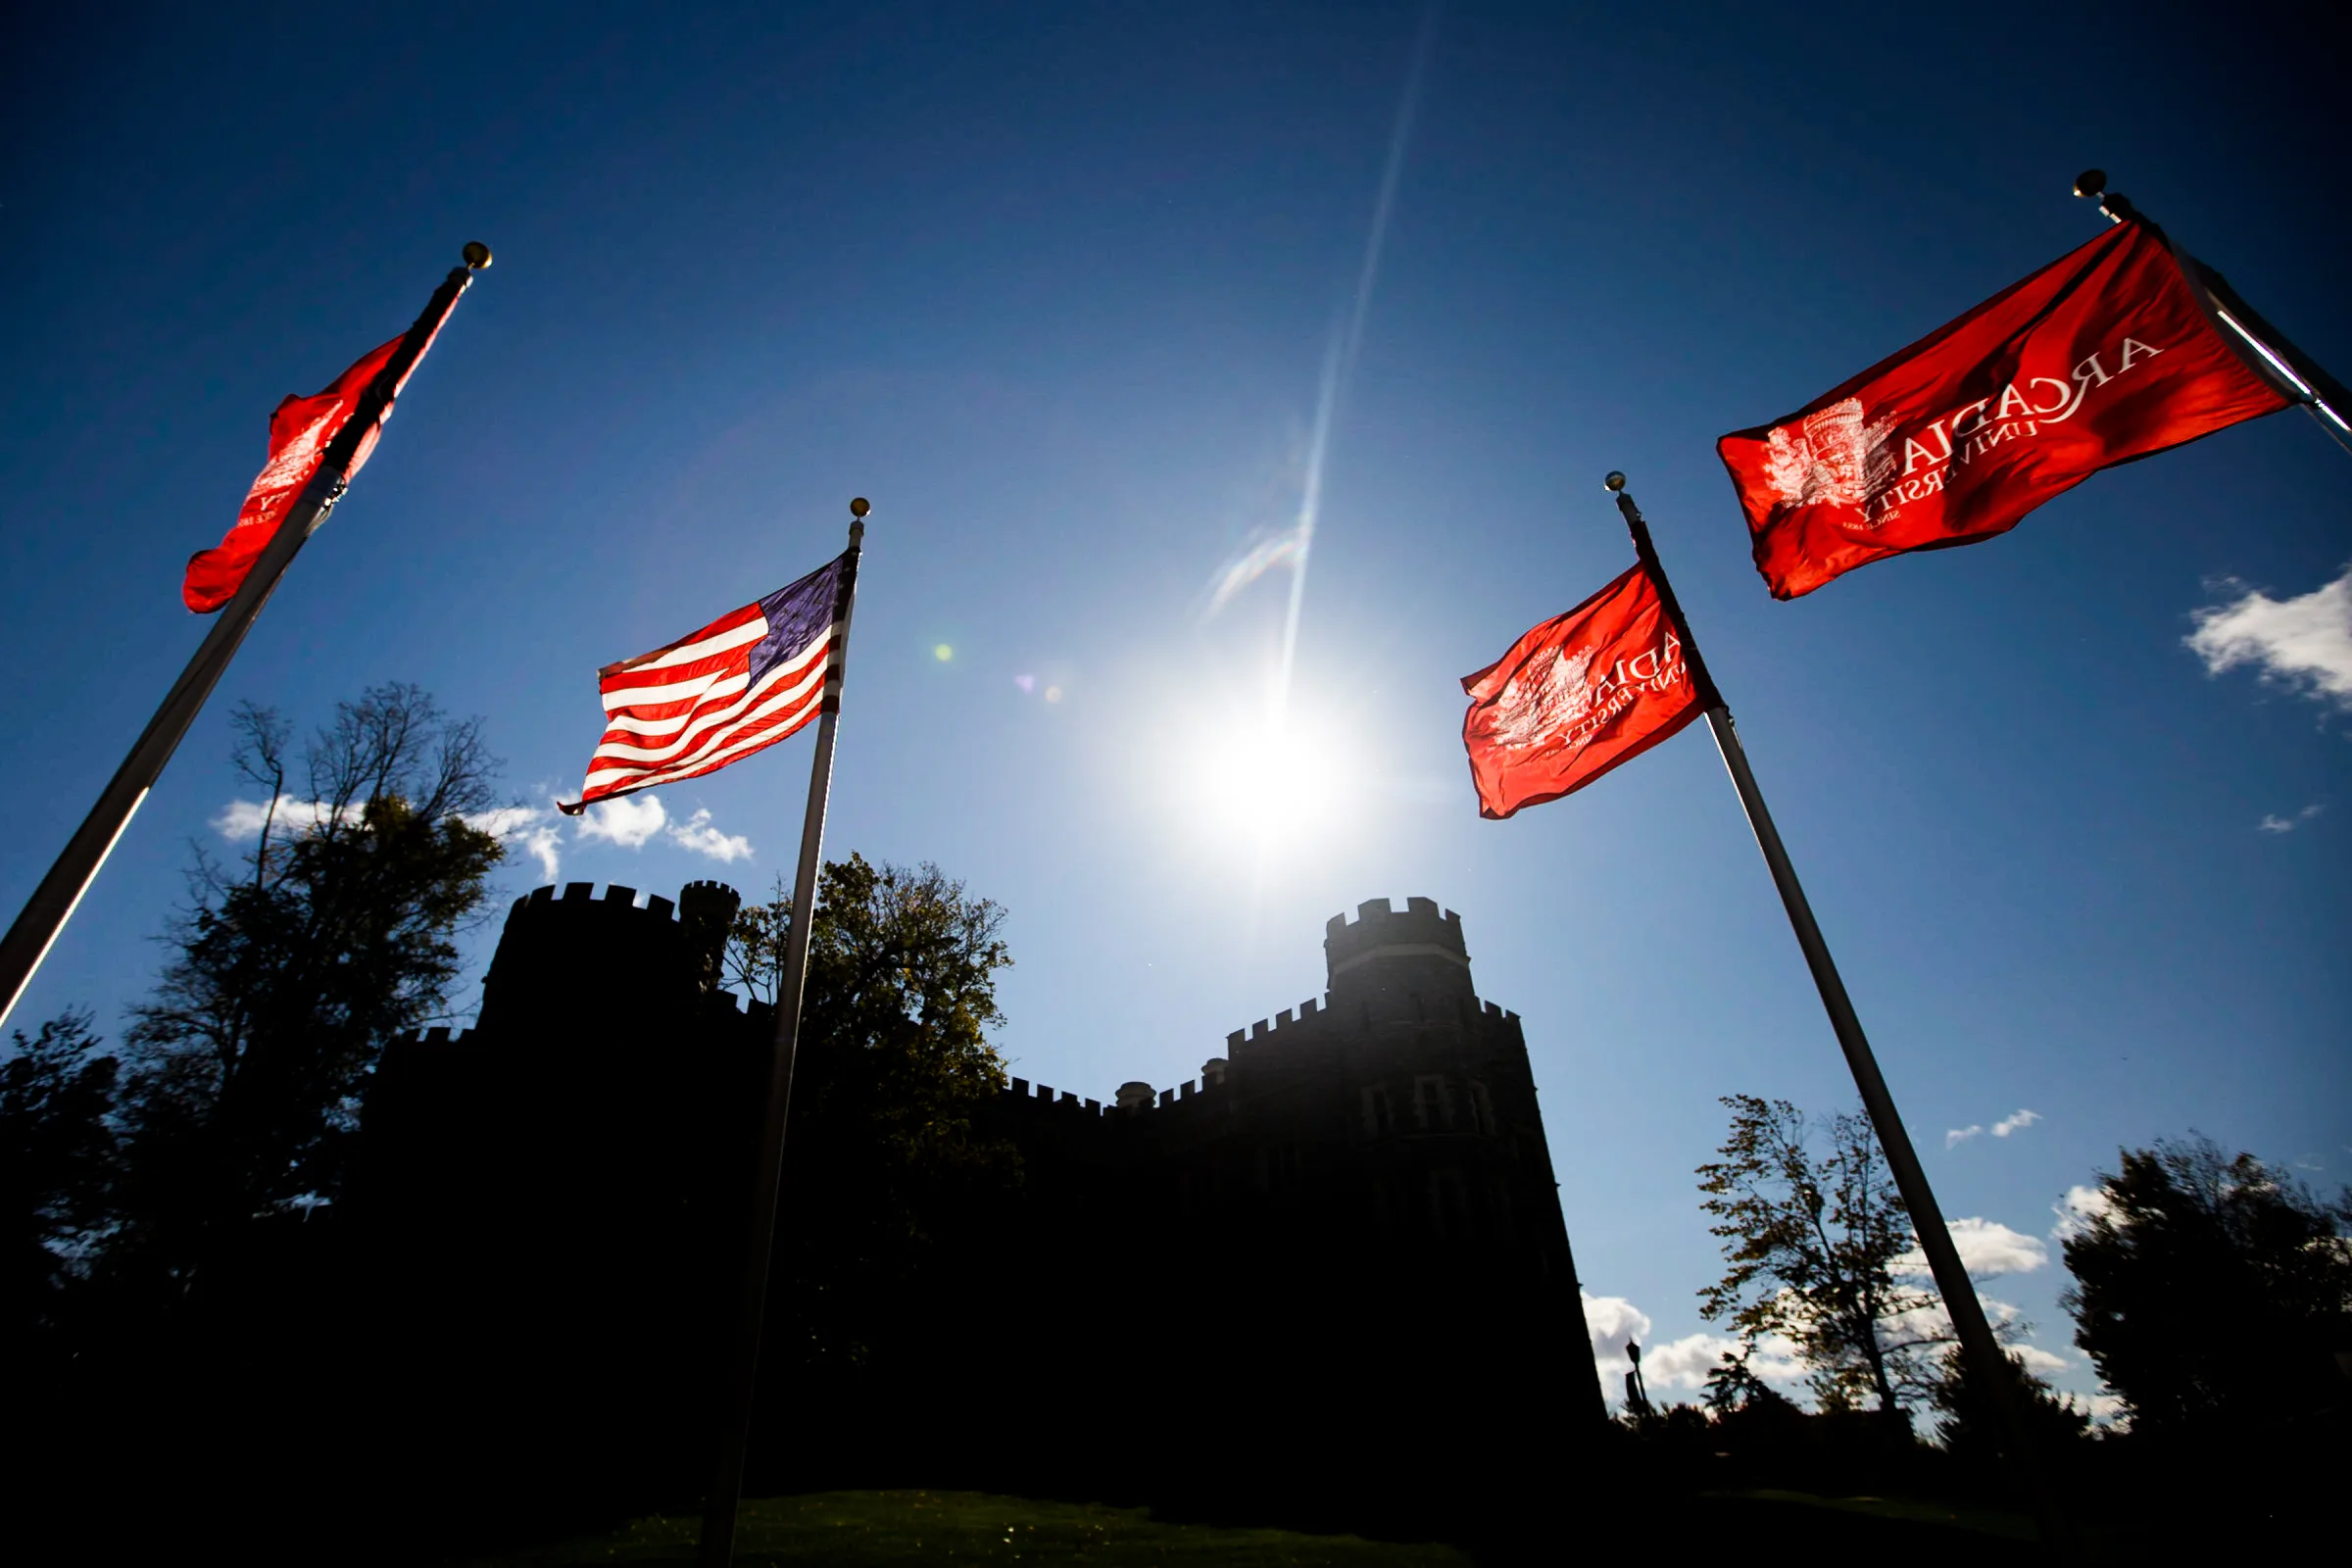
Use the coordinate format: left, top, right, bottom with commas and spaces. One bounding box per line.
1696, 1095, 2012, 1431
1, 1009, 119, 1334
2061, 1134, 2352, 1436
109, 685, 504, 1304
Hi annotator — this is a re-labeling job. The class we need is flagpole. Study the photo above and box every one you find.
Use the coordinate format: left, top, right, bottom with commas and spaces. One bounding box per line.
2076, 169, 2352, 443
699, 499, 867, 1568
1599, 472, 2072, 1544
0, 245, 491, 1037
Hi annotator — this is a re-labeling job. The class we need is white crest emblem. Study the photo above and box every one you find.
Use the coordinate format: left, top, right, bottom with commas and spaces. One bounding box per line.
1491, 644, 1595, 752
1761, 397, 1900, 517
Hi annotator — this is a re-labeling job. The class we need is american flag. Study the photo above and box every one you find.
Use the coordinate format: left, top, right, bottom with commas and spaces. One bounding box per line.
559, 552, 853, 814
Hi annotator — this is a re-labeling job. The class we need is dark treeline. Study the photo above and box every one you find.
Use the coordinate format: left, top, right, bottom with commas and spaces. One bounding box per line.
1597, 1097, 2352, 1556
4, 686, 2348, 1562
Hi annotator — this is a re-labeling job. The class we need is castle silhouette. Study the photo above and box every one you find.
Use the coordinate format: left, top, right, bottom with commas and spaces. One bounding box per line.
352, 880, 1605, 1519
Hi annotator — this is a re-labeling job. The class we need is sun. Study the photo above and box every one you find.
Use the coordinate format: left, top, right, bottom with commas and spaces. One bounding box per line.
1190, 718, 1348, 851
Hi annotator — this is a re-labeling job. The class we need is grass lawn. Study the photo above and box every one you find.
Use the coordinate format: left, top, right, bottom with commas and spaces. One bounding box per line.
459, 1490, 1479, 1567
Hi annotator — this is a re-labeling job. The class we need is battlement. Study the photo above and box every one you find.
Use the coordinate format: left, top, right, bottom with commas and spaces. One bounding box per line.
508, 881, 682, 926
394, 1024, 477, 1052
998, 1067, 1219, 1120
1223, 994, 1331, 1056
1322, 897, 1467, 983
479, 881, 741, 1032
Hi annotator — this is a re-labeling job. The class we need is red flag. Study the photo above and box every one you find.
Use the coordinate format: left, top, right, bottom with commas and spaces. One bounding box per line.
181, 336, 409, 612
1461, 563, 1705, 819
1719, 220, 2295, 600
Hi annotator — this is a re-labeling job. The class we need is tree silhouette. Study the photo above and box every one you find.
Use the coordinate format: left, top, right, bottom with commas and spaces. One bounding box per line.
739, 854, 1022, 1376
1930, 1347, 2089, 1461
2061, 1134, 2352, 1436
1, 1010, 119, 1334
1697, 1095, 1999, 1432
112, 685, 504, 1301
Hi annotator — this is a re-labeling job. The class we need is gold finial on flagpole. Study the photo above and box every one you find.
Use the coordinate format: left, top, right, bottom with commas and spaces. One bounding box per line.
849, 497, 870, 518
463, 241, 493, 270
1603, 470, 1627, 492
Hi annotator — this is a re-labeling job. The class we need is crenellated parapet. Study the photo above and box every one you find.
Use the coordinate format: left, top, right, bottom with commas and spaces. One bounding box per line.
996, 1067, 1223, 1121
1322, 897, 1467, 980
477, 881, 731, 1034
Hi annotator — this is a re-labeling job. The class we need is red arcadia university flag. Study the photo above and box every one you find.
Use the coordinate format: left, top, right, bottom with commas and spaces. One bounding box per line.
1720, 220, 2295, 600
182, 335, 412, 612
1461, 562, 1705, 819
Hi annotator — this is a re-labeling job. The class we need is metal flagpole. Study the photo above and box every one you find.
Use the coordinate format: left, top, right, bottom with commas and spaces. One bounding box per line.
1599, 472, 2073, 1544
2076, 169, 2352, 448
0, 243, 492, 1037
699, 499, 868, 1568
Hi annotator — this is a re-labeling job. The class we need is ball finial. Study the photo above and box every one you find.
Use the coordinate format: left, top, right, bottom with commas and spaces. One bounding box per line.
462, 241, 493, 270
2072, 170, 2107, 201
849, 497, 871, 518
1603, 470, 1628, 493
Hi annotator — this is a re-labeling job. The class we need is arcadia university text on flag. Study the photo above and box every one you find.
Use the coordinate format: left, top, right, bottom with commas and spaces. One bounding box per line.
1719, 218, 2299, 600
559, 552, 855, 813
1460, 562, 1705, 819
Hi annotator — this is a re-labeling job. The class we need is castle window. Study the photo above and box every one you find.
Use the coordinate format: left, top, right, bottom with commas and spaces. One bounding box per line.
1430, 1169, 1471, 1240
1468, 1081, 1494, 1136
1361, 1085, 1395, 1135
1414, 1075, 1447, 1130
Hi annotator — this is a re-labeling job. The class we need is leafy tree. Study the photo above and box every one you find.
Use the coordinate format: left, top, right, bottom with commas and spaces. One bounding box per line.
1697, 1094, 1994, 1431
1, 1010, 119, 1330
2060, 1134, 2352, 1435
730, 854, 1021, 1372
113, 685, 504, 1298
1931, 1347, 2090, 1461
721, 872, 792, 1003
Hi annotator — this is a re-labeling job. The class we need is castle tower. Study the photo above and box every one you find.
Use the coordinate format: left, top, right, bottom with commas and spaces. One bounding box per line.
1322, 895, 1477, 1030
475, 881, 722, 1036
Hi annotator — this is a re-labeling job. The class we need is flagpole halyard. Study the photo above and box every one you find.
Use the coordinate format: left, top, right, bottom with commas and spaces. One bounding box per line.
1600, 472, 2073, 1546
0, 247, 488, 1037
698, 500, 867, 1568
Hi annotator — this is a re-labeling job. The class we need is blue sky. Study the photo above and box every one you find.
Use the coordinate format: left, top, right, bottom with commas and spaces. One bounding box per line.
4, 3, 2345, 1417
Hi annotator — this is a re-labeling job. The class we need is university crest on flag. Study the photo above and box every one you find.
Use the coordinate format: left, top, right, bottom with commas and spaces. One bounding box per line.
1460, 562, 1705, 819
1719, 219, 2295, 600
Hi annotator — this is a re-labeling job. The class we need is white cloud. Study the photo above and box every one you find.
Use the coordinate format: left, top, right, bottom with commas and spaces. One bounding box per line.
1581, 1289, 1651, 1368
464, 806, 539, 837
1580, 1291, 1806, 1401
2012, 1344, 2069, 1375
2186, 564, 2352, 710
2050, 1184, 2117, 1243
463, 806, 564, 882
1946, 1124, 1983, 1149
219, 797, 568, 880
667, 807, 754, 862
1894, 1217, 2048, 1280
569, 793, 754, 864
2258, 804, 2325, 834
211, 798, 360, 841
1991, 1108, 2040, 1139
2085, 1391, 2130, 1429
575, 793, 668, 850
509, 825, 560, 880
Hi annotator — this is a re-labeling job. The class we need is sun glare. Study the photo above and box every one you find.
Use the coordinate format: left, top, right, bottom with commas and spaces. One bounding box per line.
1191, 720, 1348, 851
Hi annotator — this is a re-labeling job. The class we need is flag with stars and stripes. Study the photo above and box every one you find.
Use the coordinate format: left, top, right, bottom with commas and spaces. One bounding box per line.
558, 551, 854, 813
